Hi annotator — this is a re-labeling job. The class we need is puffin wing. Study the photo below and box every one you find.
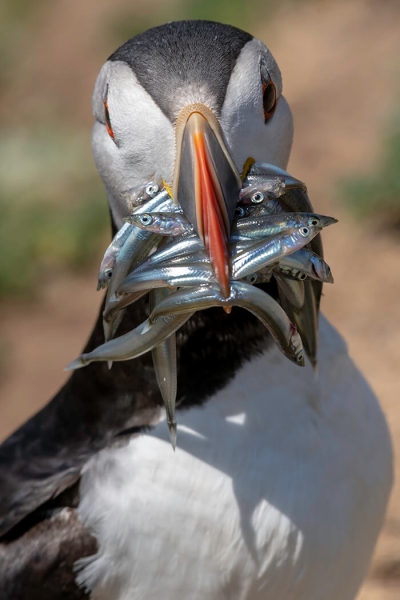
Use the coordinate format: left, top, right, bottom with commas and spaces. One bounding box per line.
0, 507, 95, 600
0, 298, 162, 539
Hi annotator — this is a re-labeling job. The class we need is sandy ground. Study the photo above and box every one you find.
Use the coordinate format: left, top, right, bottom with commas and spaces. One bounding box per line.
0, 1, 399, 597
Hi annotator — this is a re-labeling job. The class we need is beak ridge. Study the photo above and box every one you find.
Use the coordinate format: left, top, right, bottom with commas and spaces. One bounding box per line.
173, 105, 241, 297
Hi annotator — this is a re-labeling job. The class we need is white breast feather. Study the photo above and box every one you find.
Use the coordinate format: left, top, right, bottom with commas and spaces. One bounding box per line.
76, 315, 393, 600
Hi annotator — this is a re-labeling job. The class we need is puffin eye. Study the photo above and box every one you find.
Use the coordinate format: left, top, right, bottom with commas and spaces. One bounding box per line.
262, 81, 277, 123
103, 98, 115, 139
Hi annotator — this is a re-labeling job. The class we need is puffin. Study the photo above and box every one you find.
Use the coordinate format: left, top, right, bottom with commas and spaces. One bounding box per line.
0, 20, 393, 600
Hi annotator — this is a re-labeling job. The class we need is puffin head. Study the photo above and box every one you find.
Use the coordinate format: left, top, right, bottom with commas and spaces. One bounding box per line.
91, 20, 293, 296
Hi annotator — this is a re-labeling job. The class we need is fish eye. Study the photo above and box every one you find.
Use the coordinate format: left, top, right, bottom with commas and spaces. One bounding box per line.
145, 183, 159, 198
140, 214, 153, 225
299, 226, 310, 237
235, 207, 245, 217
262, 81, 277, 123
296, 351, 304, 363
251, 191, 265, 204
309, 218, 320, 227
298, 273, 307, 281
246, 274, 258, 284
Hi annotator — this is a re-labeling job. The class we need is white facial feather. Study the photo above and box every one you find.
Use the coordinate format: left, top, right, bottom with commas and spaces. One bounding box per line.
221, 39, 293, 172
92, 61, 175, 228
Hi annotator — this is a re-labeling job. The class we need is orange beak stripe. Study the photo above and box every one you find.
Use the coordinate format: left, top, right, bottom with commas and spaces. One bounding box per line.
193, 130, 231, 298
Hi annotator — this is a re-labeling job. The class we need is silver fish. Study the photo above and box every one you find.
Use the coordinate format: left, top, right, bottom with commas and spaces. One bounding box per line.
274, 275, 305, 310
117, 263, 216, 295
103, 228, 161, 342
66, 311, 194, 369
231, 223, 331, 281
106, 190, 171, 294
150, 288, 178, 450
136, 246, 209, 269
103, 189, 174, 341
234, 202, 282, 218
269, 180, 326, 367
103, 290, 148, 324
230, 238, 258, 257
231, 212, 329, 240
134, 235, 204, 271
120, 178, 164, 208
97, 222, 133, 290
239, 182, 286, 204
126, 212, 193, 237
240, 163, 307, 204
149, 282, 305, 366
244, 167, 327, 304
244, 269, 273, 285
276, 188, 325, 277
243, 162, 307, 189
152, 250, 209, 266
279, 280, 318, 368
277, 249, 334, 283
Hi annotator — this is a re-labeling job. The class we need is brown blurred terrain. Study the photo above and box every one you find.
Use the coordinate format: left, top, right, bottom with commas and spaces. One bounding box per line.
0, 0, 399, 598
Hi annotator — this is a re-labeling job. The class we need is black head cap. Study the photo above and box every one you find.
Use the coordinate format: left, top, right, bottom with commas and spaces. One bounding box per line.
109, 20, 253, 121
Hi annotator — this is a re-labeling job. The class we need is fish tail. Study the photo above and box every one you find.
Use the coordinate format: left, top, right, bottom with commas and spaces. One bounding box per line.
167, 420, 177, 451
64, 356, 87, 371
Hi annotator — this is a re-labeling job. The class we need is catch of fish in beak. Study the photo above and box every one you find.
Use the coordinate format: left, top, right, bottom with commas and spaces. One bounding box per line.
66, 163, 337, 449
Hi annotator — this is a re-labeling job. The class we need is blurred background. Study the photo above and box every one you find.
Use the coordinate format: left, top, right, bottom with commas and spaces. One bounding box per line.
0, 0, 399, 596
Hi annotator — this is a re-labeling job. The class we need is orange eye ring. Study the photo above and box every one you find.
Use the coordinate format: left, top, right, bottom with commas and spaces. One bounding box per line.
104, 99, 115, 139
262, 81, 277, 123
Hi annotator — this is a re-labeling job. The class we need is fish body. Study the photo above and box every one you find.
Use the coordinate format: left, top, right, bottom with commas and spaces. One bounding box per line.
274, 275, 305, 310
239, 179, 286, 204
280, 280, 319, 367
152, 250, 209, 266
97, 222, 133, 290
134, 235, 204, 271
66, 310, 194, 368
232, 212, 331, 240
126, 212, 192, 236
103, 290, 148, 322
149, 282, 305, 366
120, 178, 164, 208
117, 263, 216, 295
240, 163, 307, 204
235, 201, 282, 218
278, 249, 334, 283
103, 190, 176, 340
106, 189, 171, 298
232, 224, 325, 281
150, 290, 178, 449
243, 269, 273, 285
103, 227, 162, 341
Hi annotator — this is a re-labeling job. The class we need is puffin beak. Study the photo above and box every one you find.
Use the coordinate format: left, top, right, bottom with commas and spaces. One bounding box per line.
173, 104, 241, 297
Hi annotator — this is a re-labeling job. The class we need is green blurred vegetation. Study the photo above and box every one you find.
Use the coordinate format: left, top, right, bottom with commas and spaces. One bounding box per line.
0, 0, 47, 86
341, 115, 400, 226
0, 130, 108, 297
110, 0, 272, 44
